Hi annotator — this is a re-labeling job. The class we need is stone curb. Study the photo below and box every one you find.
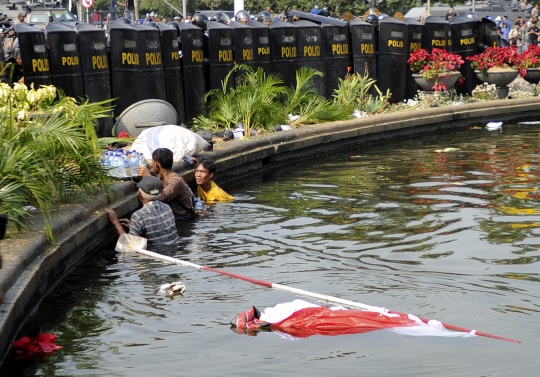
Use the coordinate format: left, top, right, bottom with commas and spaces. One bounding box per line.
1, 97, 540, 363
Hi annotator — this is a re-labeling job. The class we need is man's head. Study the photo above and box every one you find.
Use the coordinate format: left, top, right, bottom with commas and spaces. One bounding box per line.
174, 16, 181, 22
15, 49, 21, 65
137, 176, 162, 201
195, 158, 216, 186
152, 148, 173, 172
18, 13, 24, 22
449, 6, 454, 11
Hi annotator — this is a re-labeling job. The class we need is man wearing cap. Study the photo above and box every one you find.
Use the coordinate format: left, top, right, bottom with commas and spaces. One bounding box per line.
174, 15, 183, 22
105, 176, 180, 245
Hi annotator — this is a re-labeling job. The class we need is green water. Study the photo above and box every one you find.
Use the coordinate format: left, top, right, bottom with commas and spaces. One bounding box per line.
3, 123, 540, 376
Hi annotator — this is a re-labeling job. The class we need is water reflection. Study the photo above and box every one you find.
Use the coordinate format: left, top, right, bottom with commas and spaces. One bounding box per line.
4, 124, 540, 376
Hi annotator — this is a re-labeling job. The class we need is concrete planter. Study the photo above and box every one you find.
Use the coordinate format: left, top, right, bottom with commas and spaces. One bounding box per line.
523, 68, 540, 85
475, 69, 519, 99
412, 72, 461, 92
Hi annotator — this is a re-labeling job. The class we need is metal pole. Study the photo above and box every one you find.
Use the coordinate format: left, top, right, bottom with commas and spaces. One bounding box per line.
118, 237, 521, 344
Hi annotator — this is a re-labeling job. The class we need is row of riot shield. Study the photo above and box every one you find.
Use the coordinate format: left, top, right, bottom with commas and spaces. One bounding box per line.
15, 16, 500, 130
349, 16, 498, 103
16, 22, 113, 135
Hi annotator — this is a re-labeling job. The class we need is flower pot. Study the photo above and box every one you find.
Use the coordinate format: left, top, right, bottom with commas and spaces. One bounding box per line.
523, 68, 540, 85
475, 69, 519, 99
412, 72, 461, 92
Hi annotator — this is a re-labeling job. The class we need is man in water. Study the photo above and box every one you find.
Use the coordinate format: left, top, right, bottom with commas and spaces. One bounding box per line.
195, 158, 233, 202
138, 148, 196, 220
105, 176, 180, 245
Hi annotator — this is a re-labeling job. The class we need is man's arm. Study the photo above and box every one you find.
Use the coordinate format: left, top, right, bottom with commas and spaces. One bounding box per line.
105, 208, 127, 237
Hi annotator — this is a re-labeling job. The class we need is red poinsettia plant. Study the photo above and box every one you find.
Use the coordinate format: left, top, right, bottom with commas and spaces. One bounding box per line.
514, 44, 540, 77
408, 48, 465, 91
11, 333, 62, 361
466, 46, 518, 76
118, 130, 132, 139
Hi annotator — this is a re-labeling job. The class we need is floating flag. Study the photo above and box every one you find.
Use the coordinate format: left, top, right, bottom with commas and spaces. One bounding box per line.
231, 300, 476, 339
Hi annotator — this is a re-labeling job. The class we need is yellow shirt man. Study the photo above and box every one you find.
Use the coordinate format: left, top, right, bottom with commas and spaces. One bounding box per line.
195, 159, 233, 202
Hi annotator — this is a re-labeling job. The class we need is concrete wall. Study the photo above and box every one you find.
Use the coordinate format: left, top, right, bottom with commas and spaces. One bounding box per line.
1, 98, 540, 363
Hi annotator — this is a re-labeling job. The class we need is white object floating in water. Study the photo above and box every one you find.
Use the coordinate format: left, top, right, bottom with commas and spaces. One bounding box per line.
486, 121, 503, 131
160, 281, 186, 296
434, 147, 461, 153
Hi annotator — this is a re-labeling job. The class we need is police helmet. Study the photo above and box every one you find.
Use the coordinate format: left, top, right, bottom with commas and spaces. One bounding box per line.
192, 13, 209, 29
236, 10, 250, 24
256, 11, 272, 23
378, 13, 389, 20
365, 13, 379, 24
465, 12, 477, 21
210, 12, 231, 25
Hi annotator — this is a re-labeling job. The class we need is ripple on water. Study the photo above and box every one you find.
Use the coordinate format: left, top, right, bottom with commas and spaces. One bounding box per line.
6, 125, 540, 377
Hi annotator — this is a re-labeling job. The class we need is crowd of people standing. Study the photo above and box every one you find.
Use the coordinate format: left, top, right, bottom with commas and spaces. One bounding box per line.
498, 12, 540, 52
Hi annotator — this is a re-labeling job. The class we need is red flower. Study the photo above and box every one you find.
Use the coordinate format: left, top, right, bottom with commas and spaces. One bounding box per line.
408, 48, 465, 92
514, 44, 540, 77
12, 333, 62, 360
467, 47, 518, 75
118, 131, 131, 139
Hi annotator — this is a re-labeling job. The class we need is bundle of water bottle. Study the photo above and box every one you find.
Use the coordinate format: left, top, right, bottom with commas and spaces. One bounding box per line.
99, 148, 146, 180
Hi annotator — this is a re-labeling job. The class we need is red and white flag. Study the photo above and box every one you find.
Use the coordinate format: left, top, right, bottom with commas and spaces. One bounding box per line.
231, 300, 477, 339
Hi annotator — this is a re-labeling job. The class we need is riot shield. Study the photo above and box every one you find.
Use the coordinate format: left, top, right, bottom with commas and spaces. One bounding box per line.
269, 21, 298, 88
231, 21, 254, 82
109, 21, 141, 118
321, 23, 350, 98
295, 20, 324, 94
207, 22, 235, 91
156, 22, 186, 124
248, 20, 272, 76
75, 23, 113, 136
349, 19, 377, 81
178, 22, 206, 122
423, 16, 449, 52
404, 18, 423, 100
481, 18, 498, 49
378, 17, 408, 103
451, 16, 481, 95
132, 24, 166, 101
15, 24, 52, 88
45, 23, 85, 100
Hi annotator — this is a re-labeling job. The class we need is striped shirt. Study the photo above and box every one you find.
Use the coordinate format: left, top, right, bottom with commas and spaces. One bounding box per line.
129, 200, 180, 245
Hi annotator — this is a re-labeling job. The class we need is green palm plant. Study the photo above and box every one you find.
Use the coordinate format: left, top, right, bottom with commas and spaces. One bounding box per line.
0, 84, 113, 242
283, 67, 351, 125
195, 65, 289, 135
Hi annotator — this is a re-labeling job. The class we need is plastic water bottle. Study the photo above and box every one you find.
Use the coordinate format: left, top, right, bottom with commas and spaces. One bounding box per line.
123, 150, 130, 168
194, 198, 204, 211
105, 151, 112, 166
130, 151, 139, 178
118, 153, 124, 167
138, 152, 145, 166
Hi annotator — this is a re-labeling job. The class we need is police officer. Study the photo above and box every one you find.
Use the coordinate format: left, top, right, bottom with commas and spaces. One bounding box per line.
210, 12, 231, 25
235, 10, 250, 24
256, 11, 272, 26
